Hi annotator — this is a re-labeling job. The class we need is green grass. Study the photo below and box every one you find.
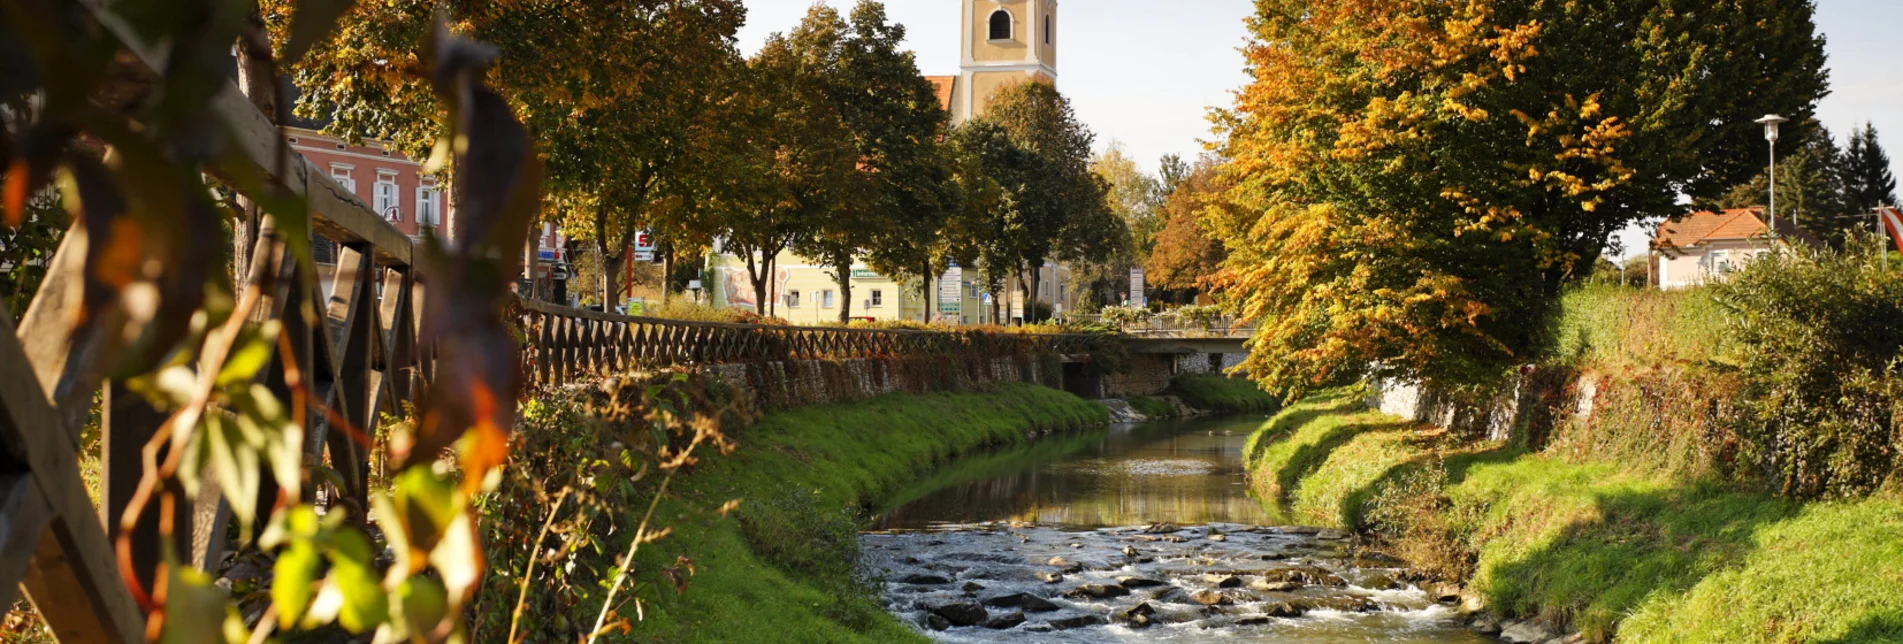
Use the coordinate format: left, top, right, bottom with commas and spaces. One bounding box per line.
1244, 392, 1903, 643
625, 383, 1109, 643
1548, 283, 1728, 369
1170, 373, 1283, 413
1125, 396, 1177, 419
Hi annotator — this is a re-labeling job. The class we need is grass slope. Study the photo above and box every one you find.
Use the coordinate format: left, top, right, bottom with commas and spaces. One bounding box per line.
1244, 392, 1903, 643
1170, 373, 1282, 413
628, 383, 1108, 643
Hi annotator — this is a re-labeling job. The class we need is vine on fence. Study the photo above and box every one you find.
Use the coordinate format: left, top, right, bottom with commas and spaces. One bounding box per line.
3, 1, 540, 640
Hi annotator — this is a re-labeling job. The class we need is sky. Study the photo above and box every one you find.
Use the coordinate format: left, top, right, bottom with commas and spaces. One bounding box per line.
736, 0, 1903, 261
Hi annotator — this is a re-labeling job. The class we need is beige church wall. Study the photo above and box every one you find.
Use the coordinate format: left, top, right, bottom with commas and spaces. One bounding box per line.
970, 0, 1030, 62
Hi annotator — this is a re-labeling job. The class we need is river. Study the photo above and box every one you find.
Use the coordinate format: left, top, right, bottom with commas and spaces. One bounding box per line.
858, 413, 1496, 643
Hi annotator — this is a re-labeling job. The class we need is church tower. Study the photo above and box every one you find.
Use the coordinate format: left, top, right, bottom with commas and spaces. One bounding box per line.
954, 0, 1058, 124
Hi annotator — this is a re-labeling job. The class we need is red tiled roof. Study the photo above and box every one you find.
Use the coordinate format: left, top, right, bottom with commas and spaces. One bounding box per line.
1655, 207, 1821, 251
925, 75, 956, 113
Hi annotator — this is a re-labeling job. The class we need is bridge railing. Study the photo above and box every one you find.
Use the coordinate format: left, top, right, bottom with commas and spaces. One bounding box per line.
515, 298, 1100, 387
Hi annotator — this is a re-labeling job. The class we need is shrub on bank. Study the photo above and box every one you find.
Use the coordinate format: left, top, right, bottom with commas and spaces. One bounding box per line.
1713, 241, 1903, 497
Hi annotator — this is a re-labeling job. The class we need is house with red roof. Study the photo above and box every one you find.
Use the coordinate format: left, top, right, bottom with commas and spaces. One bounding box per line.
1653, 207, 1820, 289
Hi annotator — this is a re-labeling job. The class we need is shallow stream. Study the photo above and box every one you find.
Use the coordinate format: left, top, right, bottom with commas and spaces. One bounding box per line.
858, 413, 1496, 643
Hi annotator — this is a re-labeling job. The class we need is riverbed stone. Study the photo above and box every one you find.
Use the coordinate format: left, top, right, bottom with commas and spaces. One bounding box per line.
1116, 576, 1167, 588
929, 602, 988, 627
1117, 602, 1157, 628
1289, 596, 1376, 613
920, 613, 950, 631
1037, 571, 1064, 584
982, 611, 1026, 629
1249, 579, 1302, 592
1499, 619, 1556, 643
1047, 615, 1108, 630
1189, 589, 1231, 606
1260, 564, 1347, 586
1064, 583, 1130, 599
1262, 602, 1304, 618
898, 573, 951, 585
1204, 573, 1243, 588
962, 581, 985, 593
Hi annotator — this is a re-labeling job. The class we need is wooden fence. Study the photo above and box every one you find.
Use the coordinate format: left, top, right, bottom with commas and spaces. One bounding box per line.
0, 2, 429, 640
516, 298, 1099, 387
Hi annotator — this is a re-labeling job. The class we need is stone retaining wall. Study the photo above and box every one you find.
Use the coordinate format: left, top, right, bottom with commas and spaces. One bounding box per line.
703, 354, 1062, 411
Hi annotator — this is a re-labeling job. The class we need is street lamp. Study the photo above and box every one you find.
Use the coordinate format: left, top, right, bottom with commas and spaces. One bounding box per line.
1755, 114, 1788, 239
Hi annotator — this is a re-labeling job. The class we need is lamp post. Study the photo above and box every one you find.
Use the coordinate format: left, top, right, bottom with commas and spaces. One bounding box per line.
1755, 114, 1788, 239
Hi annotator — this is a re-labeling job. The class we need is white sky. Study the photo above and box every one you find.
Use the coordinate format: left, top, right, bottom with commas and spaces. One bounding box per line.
736, 0, 1903, 261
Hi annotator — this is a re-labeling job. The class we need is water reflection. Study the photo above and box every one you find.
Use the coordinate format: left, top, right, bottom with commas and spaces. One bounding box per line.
877, 415, 1278, 529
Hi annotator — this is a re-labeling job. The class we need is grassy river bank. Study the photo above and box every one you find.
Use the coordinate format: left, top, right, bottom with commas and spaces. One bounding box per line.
1241, 279, 1903, 643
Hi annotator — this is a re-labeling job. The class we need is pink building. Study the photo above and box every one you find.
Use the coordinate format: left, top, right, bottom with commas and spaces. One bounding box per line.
288, 127, 569, 298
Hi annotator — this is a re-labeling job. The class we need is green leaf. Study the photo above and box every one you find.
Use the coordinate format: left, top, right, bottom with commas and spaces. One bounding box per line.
160, 565, 237, 644
330, 556, 387, 633
205, 414, 258, 531
216, 320, 279, 388
428, 511, 482, 604
272, 540, 321, 628
394, 575, 449, 640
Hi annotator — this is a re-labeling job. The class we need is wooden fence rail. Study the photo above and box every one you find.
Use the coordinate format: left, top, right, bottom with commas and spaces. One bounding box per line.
0, 2, 429, 640
515, 298, 1099, 387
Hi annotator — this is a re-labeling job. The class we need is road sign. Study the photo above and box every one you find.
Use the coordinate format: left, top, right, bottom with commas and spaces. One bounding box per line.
633, 230, 658, 262
938, 267, 963, 314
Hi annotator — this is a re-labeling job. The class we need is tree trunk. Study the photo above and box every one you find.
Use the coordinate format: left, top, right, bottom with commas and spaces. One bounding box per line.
660, 241, 674, 306
1027, 266, 1043, 323
233, 10, 278, 283
523, 222, 537, 301
922, 261, 933, 324
745, 248, 769, 316
836, 255, 853, 324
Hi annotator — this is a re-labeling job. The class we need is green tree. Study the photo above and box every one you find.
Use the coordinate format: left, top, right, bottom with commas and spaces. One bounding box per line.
1214, 0, 1828, 393
974, 81, 1123, 322
1719, 120, 1855, 244
270, 0, 747, 307
1844, 122, 1898, 213
1159, 153, 1191, 195
792, 2, 957, 323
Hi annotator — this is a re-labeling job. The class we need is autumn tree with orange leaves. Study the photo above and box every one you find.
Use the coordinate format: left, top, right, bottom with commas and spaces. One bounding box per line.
1211, 0, 1828, 394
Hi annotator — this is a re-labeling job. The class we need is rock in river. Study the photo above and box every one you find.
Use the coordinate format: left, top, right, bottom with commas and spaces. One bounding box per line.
1064, 583, 1130, 599
1116, 576, 1167, 589
899, 573, 952, 585
1189, 589, 1231, 606
981, 593, 1060, 612
983, 611, 1027, 629
929, 602, 988, 627
1047, 615, 1108, 630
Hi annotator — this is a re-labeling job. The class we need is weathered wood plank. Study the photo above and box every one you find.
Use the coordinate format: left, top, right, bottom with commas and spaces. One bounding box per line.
0, 308, 145, 643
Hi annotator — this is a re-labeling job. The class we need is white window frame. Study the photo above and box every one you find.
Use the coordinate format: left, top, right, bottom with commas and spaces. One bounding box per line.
416, 183, 442, 227
821, 289, 835, 309
374, 170, 400, 222
987, 9, 1013, 42
787, 290, 802, 308
869, 289, 884, 308
329, 163, 356, 194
